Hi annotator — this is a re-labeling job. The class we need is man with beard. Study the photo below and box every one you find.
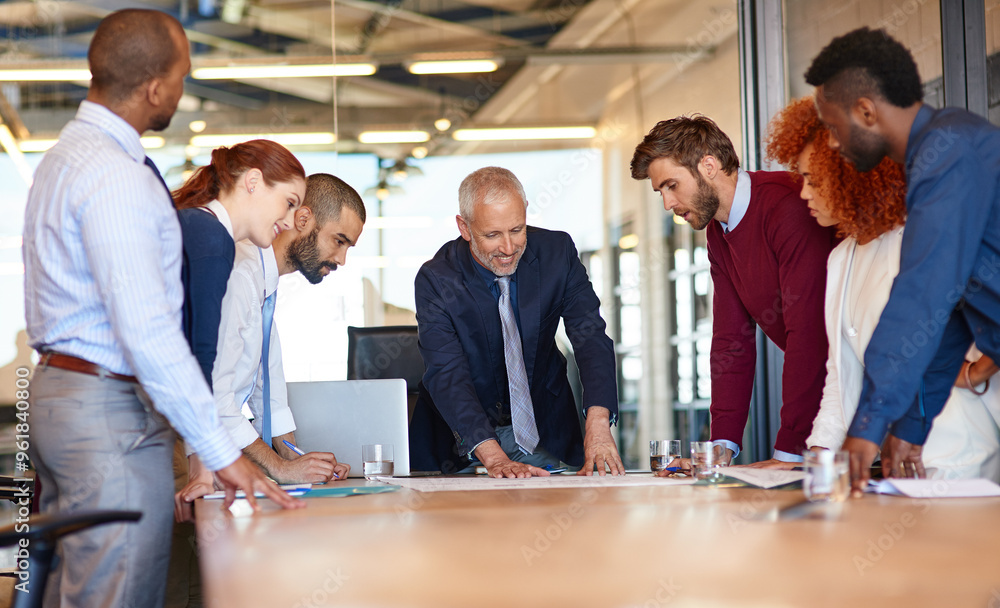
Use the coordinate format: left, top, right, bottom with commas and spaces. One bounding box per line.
806, 28, 1000, 494
175, 173, 365, 516
631, 116, 836, 467
23, 9, 299, 607
411, 167, 624, 477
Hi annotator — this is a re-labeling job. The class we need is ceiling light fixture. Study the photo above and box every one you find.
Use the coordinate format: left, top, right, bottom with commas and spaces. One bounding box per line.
358, 131, 430, 144
18, 136, 165, 152
407, 59, 500, 75
188, 120, 207, 133
0, 68, 91, 81
452, 126, 597, 141
411, 146, 429, 159
189, 132, 337, 147
192, 63, 376, 79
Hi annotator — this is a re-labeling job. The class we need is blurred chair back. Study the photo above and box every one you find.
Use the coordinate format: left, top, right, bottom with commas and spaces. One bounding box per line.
346, 326, 424, 420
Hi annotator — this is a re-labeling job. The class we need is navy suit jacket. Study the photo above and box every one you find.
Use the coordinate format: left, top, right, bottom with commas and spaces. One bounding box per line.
410, 226, 618, 472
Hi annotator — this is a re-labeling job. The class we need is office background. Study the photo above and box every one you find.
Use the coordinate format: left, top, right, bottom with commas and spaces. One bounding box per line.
0, 0, 997, 469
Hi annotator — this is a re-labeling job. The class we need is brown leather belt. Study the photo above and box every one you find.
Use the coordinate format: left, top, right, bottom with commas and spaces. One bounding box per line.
39, 352, 137, 383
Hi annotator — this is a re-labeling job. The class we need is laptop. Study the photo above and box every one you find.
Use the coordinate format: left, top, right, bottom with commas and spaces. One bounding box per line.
285, 379, 411, 478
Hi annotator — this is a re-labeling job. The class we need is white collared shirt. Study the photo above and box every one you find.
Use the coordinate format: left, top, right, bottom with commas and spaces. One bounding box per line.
23, 100, 239, 470
203, 199, 234, 238
204, 240, 296, 451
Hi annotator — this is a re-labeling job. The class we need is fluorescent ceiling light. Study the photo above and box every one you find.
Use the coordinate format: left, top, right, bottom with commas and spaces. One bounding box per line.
19, 137, 165, 152
407, 60, 500, 74
0, 69, 90, 81
452, 126, 597, 141
189, 132, 337, 147
192, 63, 376, 79
358, 131, 430, 144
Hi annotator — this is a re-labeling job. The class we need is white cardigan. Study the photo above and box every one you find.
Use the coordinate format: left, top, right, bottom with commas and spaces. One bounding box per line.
807, 227, 1000, 480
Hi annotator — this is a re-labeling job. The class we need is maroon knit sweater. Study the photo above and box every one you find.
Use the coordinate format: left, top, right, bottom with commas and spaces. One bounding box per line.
707, 170, 836, 455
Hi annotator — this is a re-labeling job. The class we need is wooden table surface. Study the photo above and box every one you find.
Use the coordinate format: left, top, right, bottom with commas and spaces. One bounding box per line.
195, 476, 1000, 607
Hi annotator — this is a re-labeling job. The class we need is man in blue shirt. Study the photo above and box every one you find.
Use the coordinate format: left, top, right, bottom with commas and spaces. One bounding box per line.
22, 9, 299, 606
805, 27, 1000, 493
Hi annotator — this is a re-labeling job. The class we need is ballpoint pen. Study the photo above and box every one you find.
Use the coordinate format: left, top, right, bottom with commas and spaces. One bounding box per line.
283, 439, 339, 479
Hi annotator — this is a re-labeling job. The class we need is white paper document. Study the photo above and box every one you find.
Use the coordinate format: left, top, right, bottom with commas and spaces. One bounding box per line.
867, 478, 1000, 498
718, 467, 805, 489
202, 483, 312, 500
374, 474, 696, 493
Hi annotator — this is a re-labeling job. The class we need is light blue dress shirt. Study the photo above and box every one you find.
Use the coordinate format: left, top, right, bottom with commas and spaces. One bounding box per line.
22, 100, 240, 471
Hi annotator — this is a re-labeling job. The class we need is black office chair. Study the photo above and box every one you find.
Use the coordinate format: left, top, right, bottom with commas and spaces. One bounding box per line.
0, 510, 142, 608
346, 325, 424, 421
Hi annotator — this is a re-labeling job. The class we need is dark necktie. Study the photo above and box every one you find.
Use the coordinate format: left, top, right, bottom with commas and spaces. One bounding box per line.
144, 156, 172, 198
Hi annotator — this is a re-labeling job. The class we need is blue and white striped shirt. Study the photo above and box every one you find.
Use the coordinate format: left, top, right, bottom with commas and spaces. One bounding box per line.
22, 101, 240, 471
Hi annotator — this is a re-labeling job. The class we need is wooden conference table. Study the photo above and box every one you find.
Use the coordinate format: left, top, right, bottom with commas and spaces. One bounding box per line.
195, 475, 1000, 607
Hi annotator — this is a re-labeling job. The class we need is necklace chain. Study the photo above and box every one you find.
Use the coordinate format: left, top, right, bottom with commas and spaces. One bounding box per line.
845, 237, 886, 338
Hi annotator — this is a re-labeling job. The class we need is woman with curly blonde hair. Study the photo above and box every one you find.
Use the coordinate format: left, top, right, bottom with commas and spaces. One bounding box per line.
766, 96, 1000, 480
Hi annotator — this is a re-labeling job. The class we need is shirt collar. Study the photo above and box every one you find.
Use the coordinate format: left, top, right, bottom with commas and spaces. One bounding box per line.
470, 248, 516, 288
904, 104, 935, 170
259, 245, 280, 297
204, 200, 234, 239
718, 168, 751, 233
75, 100, 145, 164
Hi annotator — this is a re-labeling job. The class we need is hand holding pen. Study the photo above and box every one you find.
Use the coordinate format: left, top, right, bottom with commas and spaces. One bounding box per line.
282, 440, 350, 481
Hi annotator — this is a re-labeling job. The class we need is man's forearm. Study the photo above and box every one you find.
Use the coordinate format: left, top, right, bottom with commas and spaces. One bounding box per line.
242, 438, 286, 480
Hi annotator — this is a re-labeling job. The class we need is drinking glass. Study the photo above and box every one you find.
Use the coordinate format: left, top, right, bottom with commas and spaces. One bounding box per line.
690, 441, 724, 481
803, 449, 849, 502
362, 444, 394, 479
649, 440, 682, 472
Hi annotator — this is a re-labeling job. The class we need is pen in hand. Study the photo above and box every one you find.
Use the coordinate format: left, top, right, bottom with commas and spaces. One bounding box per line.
282, 439, 339, 479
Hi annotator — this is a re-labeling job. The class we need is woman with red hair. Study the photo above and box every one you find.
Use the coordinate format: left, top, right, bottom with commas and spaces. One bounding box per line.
766, 97, 1000, 480
174, 139, 306, 384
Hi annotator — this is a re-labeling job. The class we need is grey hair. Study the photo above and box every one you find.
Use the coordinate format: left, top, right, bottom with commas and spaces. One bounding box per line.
458, 167, 528, 221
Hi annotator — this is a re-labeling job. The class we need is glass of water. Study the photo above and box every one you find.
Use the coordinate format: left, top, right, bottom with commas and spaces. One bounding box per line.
803, 449, 849, 502
362, 444, 394, 480
690, 441, 724, 481
650, 440, 681, 472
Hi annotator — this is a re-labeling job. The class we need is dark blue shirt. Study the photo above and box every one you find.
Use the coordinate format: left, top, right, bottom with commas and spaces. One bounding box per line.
850, 105, 1000, 445
471, 251, 522, 332
178, 207, 236, 387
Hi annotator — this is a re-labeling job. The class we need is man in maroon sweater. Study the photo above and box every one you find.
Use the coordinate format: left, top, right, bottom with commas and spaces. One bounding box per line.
631, 115, 835, 466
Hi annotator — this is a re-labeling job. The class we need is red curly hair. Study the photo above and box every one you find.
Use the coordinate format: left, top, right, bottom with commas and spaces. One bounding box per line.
765, 96, 907, 245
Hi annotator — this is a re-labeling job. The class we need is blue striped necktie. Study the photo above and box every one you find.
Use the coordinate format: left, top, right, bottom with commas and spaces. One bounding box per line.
261, 290, 275, 448
496, 276, 539, 454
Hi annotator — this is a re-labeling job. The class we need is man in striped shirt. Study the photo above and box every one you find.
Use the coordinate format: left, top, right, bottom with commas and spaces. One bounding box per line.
22, 9, 301, 607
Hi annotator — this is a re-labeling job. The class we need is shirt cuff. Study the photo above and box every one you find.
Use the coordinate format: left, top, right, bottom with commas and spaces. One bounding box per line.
847, 408, 892, 446
232, 417, 265, 451
270, 408, 297, 439
889, 413, 932, 446
467, 437, 494, 460
772, 449, 803, 463
713, 439, 740, 459
188, 426, 241, 472
583, 405, 618, 426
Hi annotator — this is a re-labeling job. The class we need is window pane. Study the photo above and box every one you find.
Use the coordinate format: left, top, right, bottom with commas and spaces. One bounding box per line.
988, 0, 1000, 125
784, 0, 944, 106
